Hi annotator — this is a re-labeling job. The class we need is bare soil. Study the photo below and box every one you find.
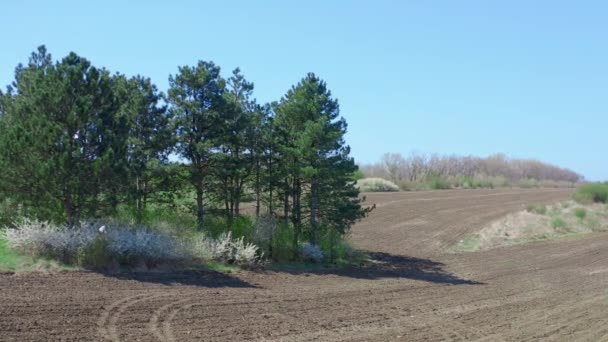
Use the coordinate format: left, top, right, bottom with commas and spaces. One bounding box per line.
3, 188, 608, 341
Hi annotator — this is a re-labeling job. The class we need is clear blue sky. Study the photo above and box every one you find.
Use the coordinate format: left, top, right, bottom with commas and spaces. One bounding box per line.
1, 1, 606, 180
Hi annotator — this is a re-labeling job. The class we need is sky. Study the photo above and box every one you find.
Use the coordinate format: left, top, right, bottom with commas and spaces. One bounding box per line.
1, 1, 606, 180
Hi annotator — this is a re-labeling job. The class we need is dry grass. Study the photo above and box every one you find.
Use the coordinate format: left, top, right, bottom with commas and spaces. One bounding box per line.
453, 201, 608, 251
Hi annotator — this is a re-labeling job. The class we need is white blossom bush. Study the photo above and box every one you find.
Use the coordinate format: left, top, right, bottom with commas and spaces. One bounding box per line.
356, 177, 400, 192
1, 218, 57, 255
301, 243, 324, 263
106, 225, 189, 262
191, 232, 261, 265
2, 218, 262, 268
232, 235, 261, 265
2, 219, 97, 257
47, 226, 98, 257
2, 219, 190, 266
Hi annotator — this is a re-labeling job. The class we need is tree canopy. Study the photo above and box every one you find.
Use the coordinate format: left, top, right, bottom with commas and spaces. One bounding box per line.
0, 46, 369, 248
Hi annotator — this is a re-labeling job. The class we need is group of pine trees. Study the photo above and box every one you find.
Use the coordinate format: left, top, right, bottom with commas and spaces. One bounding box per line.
0, 46, 369, 246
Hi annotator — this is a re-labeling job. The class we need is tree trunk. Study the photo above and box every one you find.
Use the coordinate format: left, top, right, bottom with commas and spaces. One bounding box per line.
64, 196, 76, 227
297, 180, 302, 227
310, 178, 318, 246
283, 181, 289, 227
235, 181, 242, 217
196, 183, 205, 231
142, 180, 148, 210
255, 159, 261, 217
135, 175, 144, 223
268, 151, 274, 215
135, 176, 142, 212
292, 177, 301, 251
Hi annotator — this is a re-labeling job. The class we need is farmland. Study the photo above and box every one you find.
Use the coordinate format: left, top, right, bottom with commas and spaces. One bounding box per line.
2, 188, 606, 341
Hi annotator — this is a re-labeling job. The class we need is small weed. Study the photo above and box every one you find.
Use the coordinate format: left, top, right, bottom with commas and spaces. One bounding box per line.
574, 208, 587, 220
551, 217, 567, 229
452, 235, 481, 252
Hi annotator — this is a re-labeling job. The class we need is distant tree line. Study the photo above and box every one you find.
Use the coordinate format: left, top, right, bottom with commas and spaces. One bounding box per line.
362, 152, 582, 189
0, 46, 370, 246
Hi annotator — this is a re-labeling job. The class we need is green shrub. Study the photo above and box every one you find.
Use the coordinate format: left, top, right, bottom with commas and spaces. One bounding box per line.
114, 205, 198, 237
472, 174, 508, 188
461, 177, 475, 189
574, 208, 587, 220
518, 178, 539, 188
429, 176, 450, 190
271, 223, 296, 262
526, 204, 547, 215
318, 228, 349, 263
551, 217, 567, 229
76, 235, 112, 269
574, 183, 608, 204
0, 197, 20, 227
229, 216, 255, 240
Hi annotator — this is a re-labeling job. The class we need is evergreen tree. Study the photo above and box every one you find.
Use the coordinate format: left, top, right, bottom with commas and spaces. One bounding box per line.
113, 75, 171, 219
168, 61, 225, 230
275, 73, 369, 245
212, 68, 257, 219
0, 46, 127, 224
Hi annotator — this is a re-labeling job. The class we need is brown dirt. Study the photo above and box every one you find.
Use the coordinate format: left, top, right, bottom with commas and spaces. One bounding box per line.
3, 188, 608, 341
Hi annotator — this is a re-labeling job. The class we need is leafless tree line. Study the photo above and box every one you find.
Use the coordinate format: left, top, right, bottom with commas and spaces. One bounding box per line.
361, 153, 582, 185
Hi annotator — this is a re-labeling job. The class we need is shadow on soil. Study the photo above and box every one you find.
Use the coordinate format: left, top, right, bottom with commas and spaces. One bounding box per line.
266, 252, 484, 286
99, 269, 258, 288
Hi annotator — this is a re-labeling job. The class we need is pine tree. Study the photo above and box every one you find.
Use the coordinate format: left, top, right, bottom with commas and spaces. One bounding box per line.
113, 75, 171, 220
168, 61, 225, 230
212, 68, 257, 219
275, 73, 369, 245
0, 46, 127, 224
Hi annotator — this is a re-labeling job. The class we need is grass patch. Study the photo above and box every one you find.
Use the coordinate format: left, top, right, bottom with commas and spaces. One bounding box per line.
452, 235, 481, 252
203, 261, 240, 272
0, 236, 71, 273
526, 204, 547, 215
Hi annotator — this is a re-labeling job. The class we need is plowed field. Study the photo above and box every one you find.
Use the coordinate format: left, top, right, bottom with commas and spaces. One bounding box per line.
3, 188, 608, 341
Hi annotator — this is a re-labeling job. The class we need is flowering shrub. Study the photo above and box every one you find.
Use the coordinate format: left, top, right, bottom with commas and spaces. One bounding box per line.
193, 232, 260, 265
106, 225, 189, 262
2, 219, 188, 267
356, 178, 399, 192
2, 219, 97, 258
301, 243, 324, 263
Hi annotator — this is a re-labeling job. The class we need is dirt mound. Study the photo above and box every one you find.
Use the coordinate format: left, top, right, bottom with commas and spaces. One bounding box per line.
453, 200, 608, 251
